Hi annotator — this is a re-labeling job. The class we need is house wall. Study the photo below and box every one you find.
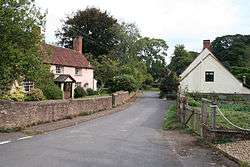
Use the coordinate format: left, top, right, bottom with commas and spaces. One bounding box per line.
180, 55, 250, 94
50, 65, 96, 90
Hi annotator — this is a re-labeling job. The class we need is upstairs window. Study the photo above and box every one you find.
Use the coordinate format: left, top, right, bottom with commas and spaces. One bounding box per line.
205, 71, 214, 82
56, 65, 63, 74
75, 68, 82, 76
23, 80, 34, 92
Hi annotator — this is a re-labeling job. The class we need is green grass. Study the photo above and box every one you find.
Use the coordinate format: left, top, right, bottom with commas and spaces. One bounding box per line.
240, 161, 250, 167
215, 104, 250, 129
163, 104, 182, 130
186, 95, 250, 130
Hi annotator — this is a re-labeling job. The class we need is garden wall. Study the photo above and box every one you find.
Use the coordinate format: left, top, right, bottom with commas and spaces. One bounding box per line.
112, 91, 130, 107
0, 91, 137, 129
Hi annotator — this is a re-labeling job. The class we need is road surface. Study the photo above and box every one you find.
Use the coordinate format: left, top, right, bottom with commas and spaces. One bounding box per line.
0, 92, 237, 167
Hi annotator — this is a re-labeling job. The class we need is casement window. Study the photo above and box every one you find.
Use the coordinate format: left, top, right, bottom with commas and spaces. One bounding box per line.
205, 71, 214, 82
23, 80, 34, 92
55, 65, 63, 74
75, 82, 81, 88
75, 68, 82, 76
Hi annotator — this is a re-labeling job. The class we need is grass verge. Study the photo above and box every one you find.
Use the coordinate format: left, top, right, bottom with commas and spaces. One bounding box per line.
163, 104, 182, 130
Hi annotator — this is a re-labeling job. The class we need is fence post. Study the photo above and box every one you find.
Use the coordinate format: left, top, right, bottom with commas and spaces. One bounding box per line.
181, 97, 187, 126
210, 101, 217, 130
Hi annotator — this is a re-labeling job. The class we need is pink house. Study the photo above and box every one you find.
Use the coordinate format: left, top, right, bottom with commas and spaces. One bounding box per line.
24, 36, 97, 99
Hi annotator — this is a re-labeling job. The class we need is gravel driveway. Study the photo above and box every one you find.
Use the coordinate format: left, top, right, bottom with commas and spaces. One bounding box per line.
0, 92, 238, 167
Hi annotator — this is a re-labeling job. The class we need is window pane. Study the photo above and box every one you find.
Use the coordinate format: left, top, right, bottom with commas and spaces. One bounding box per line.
205, 71, 214, 82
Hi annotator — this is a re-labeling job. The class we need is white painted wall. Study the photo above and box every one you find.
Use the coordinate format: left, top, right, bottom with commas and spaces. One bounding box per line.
180, 50, 250, 94
50, 65, 97, 91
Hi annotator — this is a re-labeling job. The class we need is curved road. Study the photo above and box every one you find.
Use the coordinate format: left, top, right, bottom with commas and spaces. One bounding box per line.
0, 92, 236, 167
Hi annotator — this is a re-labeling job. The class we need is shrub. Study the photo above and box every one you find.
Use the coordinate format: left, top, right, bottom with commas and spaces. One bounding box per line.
187, 96, 201, 107
42, 83, 63, 100
74, 86, 87, 98
86, 88, 95, 96
2, 87, 25, 102
25, 88, 44, 101
111, 74, 138, 93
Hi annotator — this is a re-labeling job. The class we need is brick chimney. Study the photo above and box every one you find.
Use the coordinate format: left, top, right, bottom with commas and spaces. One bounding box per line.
203, 40, 211, 51
73, 36, 83, 54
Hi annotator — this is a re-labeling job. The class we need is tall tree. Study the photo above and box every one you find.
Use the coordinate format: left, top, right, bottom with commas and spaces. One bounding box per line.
56, 7, 118, 59
211, 34, 250, 68
0, 0, 47, 94
132, 37, 168, 81
168, 45, 196, 75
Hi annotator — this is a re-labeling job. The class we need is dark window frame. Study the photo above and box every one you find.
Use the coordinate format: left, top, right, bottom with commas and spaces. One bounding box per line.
205, 71, 214, 82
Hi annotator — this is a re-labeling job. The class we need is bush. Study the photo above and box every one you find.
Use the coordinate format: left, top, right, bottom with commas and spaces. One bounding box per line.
42, 83, 63, 100
2, 87, 25, 102
74, 86, 87, 98
25, 88, 44, 101
86, 88, 95, 96
187, 96, 201, 107
111, 74, 138, 93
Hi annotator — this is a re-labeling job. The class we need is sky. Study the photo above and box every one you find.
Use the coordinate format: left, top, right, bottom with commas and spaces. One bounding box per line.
36, 0, 250, 62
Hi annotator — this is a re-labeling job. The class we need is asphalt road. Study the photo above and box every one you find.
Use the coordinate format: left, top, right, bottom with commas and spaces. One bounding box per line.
0, 92, 236, 167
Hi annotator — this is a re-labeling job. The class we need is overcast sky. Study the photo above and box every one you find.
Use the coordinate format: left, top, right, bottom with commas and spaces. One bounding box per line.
36, 0, 250, 61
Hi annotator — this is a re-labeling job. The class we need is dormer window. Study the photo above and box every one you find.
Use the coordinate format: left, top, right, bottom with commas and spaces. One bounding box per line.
56, 65, 63, 74
75, 68, 82, 76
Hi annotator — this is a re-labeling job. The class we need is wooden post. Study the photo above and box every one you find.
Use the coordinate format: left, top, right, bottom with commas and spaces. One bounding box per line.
211, 101, 217, 129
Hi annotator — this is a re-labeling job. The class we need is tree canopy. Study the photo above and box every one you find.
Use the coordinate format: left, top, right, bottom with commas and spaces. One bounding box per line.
211, 34, 250, 85
211, 34, 250, 68
56, 7, 118, 59
0, 0, 49, 95
168, 45, 197, 75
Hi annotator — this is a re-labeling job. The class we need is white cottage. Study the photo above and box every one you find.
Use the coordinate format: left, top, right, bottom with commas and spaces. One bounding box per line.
179, 40, 250, 95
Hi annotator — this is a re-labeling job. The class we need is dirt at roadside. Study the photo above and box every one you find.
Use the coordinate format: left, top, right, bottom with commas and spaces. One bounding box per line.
162, 130, 240, 167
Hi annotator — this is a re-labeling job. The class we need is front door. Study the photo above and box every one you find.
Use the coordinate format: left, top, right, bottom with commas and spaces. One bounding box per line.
64, 82, 72, 99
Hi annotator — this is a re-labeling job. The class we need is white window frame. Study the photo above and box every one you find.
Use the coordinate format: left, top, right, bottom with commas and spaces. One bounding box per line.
56, 65, 64, 74
23, 80, 34, 92
75, 68, 82, 76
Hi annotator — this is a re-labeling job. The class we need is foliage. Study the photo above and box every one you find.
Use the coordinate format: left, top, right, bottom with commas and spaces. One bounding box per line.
56, 7, 118, 59
25, 88, 45, 101
168, 45, 197, 75
0, 0, 48, 95
187, 96, 201, 107
86, 88, 96, 96
74, 86, 87, 98
159, 69, 179, 94
163, 104, 182, 130
132, 37, 168, 81
111, 74, 138, 92
43, 83, 63, 100
211, 34, 250, 68
215, 108, 250, 129
230, 66, 250, 86
2, 86, 25, 102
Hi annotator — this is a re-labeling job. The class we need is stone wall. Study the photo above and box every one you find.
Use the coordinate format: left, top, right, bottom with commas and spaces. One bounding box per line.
112, 91, 135, 107
0, 91, 138, 130
0, 96, 113, 129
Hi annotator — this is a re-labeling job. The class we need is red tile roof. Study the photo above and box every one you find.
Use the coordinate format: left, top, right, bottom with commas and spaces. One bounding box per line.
41, 44, 92, 69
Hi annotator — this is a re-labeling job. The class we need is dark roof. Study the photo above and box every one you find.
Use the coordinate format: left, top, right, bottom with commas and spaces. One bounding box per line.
54, 74, 76, 83
41, 44, 92, 69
